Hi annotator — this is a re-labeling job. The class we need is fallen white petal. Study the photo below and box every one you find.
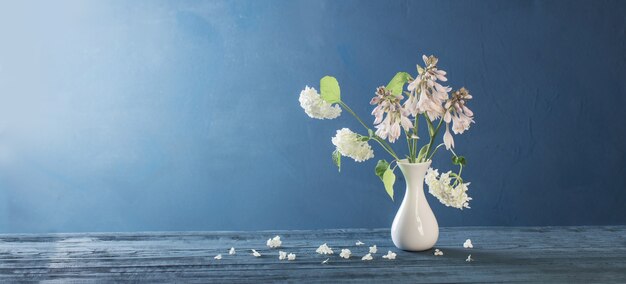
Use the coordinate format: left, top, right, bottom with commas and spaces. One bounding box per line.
279, 251, 287, 260
434, 249, 443, 256
369, 245, 377, 254
316, 243, 334, 255
356, 240, 365, 246
463, 239, 473, 249
321, 258, 330, 264
362, 253, 373, 261
229, 247, 236, 255
382, 251, 396, 260
287, 253, 296, 261
214, 254, 222, 260
339, 249, 351, 259
251, 249, 261, 257
466, 254, 473, 262
267, 235, 282, 248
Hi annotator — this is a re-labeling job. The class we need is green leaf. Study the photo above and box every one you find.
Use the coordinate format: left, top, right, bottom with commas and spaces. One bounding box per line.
332, 150, 341, 172
417, 145, 429, 161
375, 159, 396, 200
320, 76, 341, 103
452, 155, 466, 166
375, 160, 389, 179
386, 72, 411, 96
382, 168, 396, 200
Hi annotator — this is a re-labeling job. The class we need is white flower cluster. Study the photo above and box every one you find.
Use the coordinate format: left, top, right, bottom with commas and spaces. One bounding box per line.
316, 243, 334, 255
463, 239, 473, 249
331, 128, 374, 162
369, 245, 377, 254
266, 235, 282, 248
339, 249, 351, 259
299, 86, 342, 119
382, 251, 397, 260
278, 251, 296, 261
425, 168, 472, 209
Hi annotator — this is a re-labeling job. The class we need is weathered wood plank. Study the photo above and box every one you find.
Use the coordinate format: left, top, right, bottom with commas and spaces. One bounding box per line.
0, 226, 625, 283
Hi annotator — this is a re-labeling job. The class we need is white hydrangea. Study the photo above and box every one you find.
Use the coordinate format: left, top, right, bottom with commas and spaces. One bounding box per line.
339, 249, 351, 259
331, 128, 374, 162
463, 239, 473, 249
266, 235, 282, 248
316, 243, 334, 255
369, 245, 377, 254
382, 251, 397, 260
425, 168, 472, 209
362, 253, 373, 261
287, 253, 296, 261
299, 86, 342, 119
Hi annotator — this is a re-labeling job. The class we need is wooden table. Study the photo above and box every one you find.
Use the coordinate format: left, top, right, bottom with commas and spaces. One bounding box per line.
1, 226, 625, 283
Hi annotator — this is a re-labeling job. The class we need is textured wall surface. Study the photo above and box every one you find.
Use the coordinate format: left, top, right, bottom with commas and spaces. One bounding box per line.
0, 0, 625, 233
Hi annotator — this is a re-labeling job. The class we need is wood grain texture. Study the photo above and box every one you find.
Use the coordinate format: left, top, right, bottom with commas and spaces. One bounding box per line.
1, 226, 625, 283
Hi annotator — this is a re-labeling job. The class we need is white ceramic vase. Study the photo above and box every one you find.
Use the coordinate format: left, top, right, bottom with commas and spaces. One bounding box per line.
391, 159, 439, 251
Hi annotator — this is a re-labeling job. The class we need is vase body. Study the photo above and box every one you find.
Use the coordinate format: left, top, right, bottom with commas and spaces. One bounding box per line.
391, 160, 439, 251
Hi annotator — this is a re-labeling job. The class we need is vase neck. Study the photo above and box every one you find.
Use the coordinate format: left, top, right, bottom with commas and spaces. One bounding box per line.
397, 160, 431, 196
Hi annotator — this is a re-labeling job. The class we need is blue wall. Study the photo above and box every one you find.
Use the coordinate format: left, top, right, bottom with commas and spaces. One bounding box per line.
0, 0, 625, 233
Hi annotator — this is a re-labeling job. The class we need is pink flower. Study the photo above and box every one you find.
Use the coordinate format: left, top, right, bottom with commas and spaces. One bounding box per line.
444, 88, 475, 135
443, 124, 455, 150
370, 87, 412, 143
405, 55, 451, 120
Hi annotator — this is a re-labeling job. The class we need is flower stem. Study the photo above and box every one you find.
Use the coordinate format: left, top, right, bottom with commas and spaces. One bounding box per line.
427, 143, 445, 160
411, 115, 420, 162
420, 114, 437, 162
425, 119, 444, 160
404, 128, 412, 161
338, 100, 399, 160
451, 150, 463, 177
422, 106, 453, 162
338, 101, 369, 130
373, 137, 399, 160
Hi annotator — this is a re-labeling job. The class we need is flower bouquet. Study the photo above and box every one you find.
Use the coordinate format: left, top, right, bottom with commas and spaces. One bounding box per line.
298, 55, 475, 250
